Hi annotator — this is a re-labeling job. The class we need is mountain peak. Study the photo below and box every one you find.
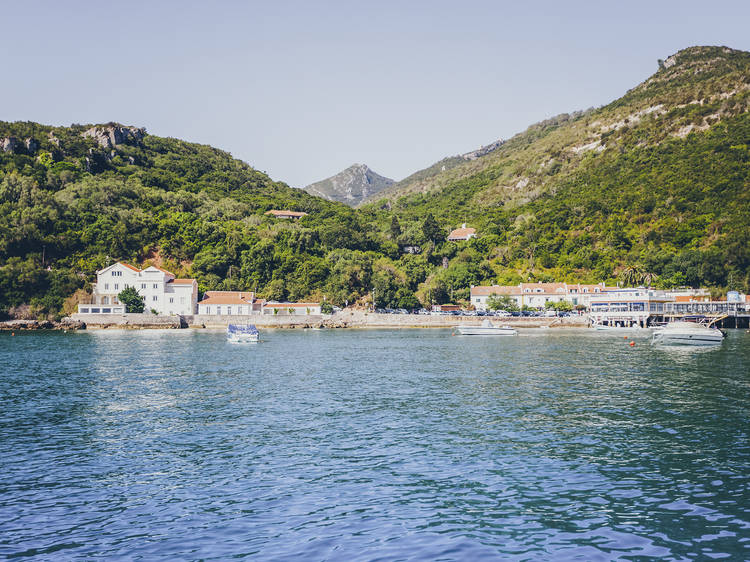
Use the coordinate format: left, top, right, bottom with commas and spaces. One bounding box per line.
305, 164, 394, 206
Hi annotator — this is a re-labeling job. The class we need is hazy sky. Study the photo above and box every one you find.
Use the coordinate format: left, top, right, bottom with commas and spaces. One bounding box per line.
3, 1, 750, 187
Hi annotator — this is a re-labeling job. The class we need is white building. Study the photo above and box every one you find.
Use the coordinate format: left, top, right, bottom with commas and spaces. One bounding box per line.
588, 288, 674, 327
197, 291, 264, 315
262, 302, 322, 315
447, 223, 477, 241
471, 282, 614, 311
77, 262, 198, 315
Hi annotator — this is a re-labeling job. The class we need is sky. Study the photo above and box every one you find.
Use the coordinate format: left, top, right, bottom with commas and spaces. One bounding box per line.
3, 0, 750, 187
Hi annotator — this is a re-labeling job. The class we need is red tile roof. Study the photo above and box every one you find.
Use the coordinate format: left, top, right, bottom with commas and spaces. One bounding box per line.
119, 262, 141, 272
170, 278, 196, 285
471, 285, 522, 296
151, 265, 175, 276
265, 210, 308, 218
447, 227, 476, 240
198, 291, 256, 306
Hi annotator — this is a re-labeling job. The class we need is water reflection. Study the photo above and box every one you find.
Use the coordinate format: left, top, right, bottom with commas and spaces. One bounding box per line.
0, 329, 747, 559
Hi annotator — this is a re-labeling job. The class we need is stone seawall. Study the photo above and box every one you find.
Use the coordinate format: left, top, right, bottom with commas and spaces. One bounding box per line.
190, 314, 326, 328
67, 312, 589, 330
190, 312, 588, 329
69, 313, 184, 329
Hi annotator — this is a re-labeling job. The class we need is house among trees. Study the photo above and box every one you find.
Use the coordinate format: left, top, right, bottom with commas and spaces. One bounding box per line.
447, 223, 477, 241
77, 262, 198, 315
264, 210, 308, 219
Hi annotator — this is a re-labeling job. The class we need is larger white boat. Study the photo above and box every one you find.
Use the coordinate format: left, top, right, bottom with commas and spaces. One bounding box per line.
652, 319, 723, 346
227, 324, 260, 343
455, 319, 517, 336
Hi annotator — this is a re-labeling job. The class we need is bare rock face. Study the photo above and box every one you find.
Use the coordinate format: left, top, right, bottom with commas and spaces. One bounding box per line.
1, 137, 20, 153
81, 124, 145, 149
25, 138, 39, 153
305, 164, 394, 206
461, 139, 504, 161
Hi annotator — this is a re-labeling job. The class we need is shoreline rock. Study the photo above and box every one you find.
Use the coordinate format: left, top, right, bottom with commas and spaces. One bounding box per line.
0, 319, 86, 331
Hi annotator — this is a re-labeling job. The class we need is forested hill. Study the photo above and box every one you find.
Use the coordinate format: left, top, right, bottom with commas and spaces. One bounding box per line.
2, 45, 750, 319
0, 122, 381, 317
361, 46, 750, 292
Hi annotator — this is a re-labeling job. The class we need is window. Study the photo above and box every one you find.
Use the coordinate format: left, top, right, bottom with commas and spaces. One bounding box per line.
227, 307, 232, 315
141, 283, 146, 289
114, 284, 119, 290
169, 297, 174, 303
102, 308, 111, 313
111, 271, 122, 277
180, 297, 185, 304
153, 284, 158, 289
104, 283, 109, 290
152, 296, 157, 301
217, 306, 222, 315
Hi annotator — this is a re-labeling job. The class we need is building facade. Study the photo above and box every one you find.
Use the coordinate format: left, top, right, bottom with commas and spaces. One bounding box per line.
470, 282, 614, 311
77, 262, 198, 315
197, 291, 264, 315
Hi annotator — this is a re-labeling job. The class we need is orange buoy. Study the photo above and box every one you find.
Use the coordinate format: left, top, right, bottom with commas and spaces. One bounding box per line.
624, 335, 628, 339
629, 341, 635, 347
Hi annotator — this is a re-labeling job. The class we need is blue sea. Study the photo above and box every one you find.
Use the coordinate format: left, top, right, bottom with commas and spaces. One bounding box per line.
1, 328, 748, 560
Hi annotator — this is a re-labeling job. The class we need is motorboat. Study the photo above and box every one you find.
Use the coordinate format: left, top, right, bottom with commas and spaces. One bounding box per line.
227, 324, 260, 343
455, 319, 517, 336
592, 320, 644, 331
651, 319, 723, 346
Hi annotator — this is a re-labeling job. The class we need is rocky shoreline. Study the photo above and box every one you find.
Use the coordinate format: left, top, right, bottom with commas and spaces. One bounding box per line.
0, 319, 86, 331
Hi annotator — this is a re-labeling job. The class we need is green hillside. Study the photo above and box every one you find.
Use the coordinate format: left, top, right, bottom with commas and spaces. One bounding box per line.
0, 123, 385, 317
2, 46, 749, 319
361, 46, 750, 293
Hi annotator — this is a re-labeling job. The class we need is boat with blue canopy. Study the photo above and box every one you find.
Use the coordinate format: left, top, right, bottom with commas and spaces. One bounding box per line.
227, 324, 260, 343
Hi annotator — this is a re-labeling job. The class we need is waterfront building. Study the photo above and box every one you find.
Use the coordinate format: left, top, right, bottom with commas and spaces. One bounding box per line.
470, 282, 614, 311
447, 224, 477, 241
197, 291, 264, 315
264, 210, 308, 219
77, 262, 198, 315
262, 302, 322, 315
588, 288, 674, 327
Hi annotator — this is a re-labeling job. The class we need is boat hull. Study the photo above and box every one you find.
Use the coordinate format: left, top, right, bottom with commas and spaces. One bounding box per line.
652, 333, 723, 346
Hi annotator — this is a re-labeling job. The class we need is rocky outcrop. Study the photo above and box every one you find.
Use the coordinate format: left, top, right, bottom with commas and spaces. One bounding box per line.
81, 124, 145, 149
305, 164, 394, 206
461, 139, 504, 160
0, 319, 86, 330
1, 137, 20, 153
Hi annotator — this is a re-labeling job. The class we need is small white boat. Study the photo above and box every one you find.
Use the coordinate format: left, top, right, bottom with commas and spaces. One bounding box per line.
227, 324, 260, 343
652, 319, 723, 346
455, 319, 517, 336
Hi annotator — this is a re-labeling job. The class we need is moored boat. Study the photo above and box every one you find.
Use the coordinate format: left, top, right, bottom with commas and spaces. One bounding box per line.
651, 319, 723, 346
227, 324, 260, 343
455, 319, 517, 336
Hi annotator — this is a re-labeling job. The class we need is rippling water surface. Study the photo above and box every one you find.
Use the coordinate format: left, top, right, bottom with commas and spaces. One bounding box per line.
1, 328, 749, 560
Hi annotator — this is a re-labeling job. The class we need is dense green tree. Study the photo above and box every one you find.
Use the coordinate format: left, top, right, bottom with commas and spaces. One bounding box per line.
118, 286, 145, 313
